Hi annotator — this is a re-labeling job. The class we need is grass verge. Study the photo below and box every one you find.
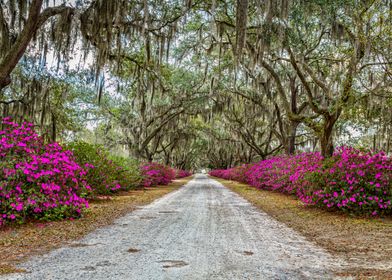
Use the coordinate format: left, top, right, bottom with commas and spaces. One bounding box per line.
0, 176, 193, 275
212, 176, 392, 279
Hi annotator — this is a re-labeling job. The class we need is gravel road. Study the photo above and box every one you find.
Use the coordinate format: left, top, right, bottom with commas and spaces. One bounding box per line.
2, 174, 343, 280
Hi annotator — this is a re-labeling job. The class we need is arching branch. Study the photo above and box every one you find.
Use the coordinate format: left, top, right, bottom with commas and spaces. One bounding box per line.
0, 0, 73, 91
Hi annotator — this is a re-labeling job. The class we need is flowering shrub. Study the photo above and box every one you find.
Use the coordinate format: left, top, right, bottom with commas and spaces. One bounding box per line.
302, 147, 392, 215
0, 118, 187, 227
140, 162, 176, 187
175, 169, 192, 179
209, 164, 250, 182
210, 148, 392, 216
66, 141, 142, 196
248, 152, 323, 194
0, 118, 90, 226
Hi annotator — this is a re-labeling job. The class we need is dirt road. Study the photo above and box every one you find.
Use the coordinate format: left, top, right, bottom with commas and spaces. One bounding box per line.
2, 174, 342, 279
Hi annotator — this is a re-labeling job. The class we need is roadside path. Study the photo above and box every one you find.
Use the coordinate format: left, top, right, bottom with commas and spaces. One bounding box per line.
2, 174, 342, 279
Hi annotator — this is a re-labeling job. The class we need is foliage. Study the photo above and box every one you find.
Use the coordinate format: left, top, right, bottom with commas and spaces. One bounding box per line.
210, 147, 392, 216
175, 169, 192, 179
66, 141, 141, 196
140, 162, 176, 187
1, 1, 392, 172
109, 155, 143, 187
0, 118, 89, 226
302, 147, 392, 216
0, 114, 193, 227
139, 163, 192, 187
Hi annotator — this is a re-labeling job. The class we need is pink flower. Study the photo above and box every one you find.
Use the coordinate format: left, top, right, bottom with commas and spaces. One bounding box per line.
209, 146, 392, 216
15, 203, 24, 212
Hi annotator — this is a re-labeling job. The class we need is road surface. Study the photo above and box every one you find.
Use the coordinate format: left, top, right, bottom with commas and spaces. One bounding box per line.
2, 174, 342, 280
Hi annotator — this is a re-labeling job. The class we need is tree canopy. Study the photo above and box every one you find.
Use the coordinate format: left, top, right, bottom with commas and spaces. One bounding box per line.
1, 0, 391, 169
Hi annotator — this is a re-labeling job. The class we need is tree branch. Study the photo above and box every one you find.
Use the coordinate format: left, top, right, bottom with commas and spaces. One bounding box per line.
0, 1, 73, 90
286, 46, 329, 117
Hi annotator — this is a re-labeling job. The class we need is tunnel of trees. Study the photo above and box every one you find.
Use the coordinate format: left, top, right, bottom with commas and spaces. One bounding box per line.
0, 0, 391, 170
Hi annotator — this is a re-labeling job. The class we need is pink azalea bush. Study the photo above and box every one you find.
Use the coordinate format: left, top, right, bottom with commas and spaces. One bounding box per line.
302, 147, 392, 215
0, 118, 189, 226
175, 169, 192, 178
0, 118, 90, 226
210, 148, 392, 216
140, 162, 176, 187
209, 164, 250, 182
248, 152, 323, 194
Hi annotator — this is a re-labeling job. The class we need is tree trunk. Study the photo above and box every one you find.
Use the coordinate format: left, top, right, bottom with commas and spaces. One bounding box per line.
319, 117, 336, 158
129, 143, 142, 160
286, 121, 299, 155
287, 76, 299, 155
51, 113, 56, 142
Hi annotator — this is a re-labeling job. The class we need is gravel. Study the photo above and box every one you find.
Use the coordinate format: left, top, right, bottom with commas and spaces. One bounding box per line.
2, 174, 345, 280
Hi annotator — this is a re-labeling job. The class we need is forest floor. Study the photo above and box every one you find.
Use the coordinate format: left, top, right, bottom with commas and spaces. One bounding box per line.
213, 177, 392, 279
2, 174, 343, 279
0, 176, 193, 275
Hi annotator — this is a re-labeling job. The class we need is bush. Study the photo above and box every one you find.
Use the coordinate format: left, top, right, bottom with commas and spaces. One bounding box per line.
0, 118, 89, 226
209, 165, 248, 182
66, 141, 141, 196
109, 155, 142, 188
248, 152, 323, 194
141, 162, 176, 187
175, 169, 192, 178
209, 147, 392, 216
302, 147, 392, 215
